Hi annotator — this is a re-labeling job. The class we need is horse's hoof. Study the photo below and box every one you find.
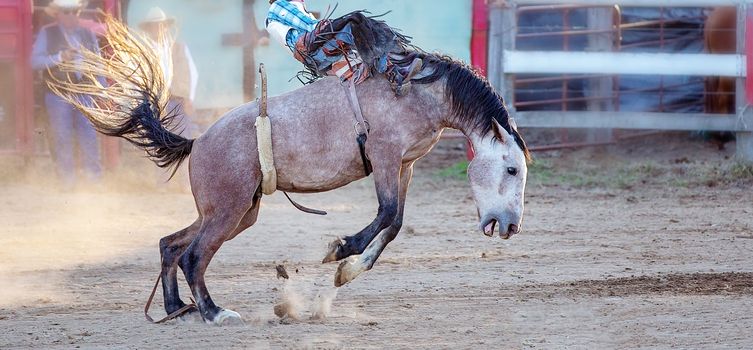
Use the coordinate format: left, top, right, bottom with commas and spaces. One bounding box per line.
334, 256, 367, 287
210, 309, 244, 326
322, 238, 345, 263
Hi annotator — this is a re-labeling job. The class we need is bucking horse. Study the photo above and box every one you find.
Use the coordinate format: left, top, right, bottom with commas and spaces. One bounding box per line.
49, 15, 530, 325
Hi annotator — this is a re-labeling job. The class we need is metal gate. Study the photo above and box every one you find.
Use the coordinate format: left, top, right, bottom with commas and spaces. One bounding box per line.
487, 0, 753, 162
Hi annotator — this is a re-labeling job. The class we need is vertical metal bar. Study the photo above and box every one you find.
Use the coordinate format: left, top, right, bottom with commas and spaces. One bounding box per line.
587, 6, 615, 142
658, 7, 665, 112
487, 5, 503, 99
613, 6, 622, 113
560, 8, 569, 143
737, 4, 753, 163
659, 7, 666, 50
503, 5, 517, 112
561, 9, 569, 112
489, 2, 517, 112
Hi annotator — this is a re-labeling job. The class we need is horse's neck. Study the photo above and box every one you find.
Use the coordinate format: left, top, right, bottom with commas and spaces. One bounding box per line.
410, 79, 453, 128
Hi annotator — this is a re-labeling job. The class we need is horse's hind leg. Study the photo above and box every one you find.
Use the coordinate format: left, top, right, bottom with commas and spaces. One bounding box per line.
179, 215, 246, 325
158, 218, 201, 316
177, 185, 259, 325
224, 189, 262, 242
158, 189, 260, 322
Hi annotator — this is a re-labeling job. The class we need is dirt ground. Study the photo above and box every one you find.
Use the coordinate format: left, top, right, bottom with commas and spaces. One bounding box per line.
1, 133, 752, 349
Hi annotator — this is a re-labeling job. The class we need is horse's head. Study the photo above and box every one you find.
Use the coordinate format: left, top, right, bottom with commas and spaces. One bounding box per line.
467, 119, 528, 239
412, 53, 530, 238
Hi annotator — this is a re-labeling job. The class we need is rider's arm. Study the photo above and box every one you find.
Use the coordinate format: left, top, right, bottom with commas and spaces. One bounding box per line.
267, 21, 293, 49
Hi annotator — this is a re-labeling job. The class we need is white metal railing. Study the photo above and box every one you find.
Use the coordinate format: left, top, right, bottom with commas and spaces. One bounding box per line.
487, 1, 753, 161
503, 51, 746, 77
508, 0, 748, 7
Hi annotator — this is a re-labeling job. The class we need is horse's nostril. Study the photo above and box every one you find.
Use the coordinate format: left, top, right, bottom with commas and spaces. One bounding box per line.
508, 224, 519, 234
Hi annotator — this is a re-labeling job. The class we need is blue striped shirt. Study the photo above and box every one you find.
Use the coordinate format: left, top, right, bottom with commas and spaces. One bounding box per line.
267, 0, 319, 48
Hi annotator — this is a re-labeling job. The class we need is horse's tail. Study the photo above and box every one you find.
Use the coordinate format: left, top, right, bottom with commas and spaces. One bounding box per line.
47, 14, 192, 175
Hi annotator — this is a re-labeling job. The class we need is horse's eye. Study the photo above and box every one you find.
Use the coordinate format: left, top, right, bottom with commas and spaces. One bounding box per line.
507, 167, 518, 176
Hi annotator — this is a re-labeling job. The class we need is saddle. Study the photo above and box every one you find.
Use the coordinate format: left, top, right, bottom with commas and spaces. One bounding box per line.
292, 10, 424, 96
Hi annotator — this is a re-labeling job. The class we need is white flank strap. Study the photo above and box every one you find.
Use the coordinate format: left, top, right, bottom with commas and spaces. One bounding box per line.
255, 116, 277, 195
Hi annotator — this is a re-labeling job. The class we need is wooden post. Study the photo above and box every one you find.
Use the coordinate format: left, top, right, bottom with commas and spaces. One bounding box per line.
737, 4, 753, 163
19, 0, 34, 162
466, 0, 490, 160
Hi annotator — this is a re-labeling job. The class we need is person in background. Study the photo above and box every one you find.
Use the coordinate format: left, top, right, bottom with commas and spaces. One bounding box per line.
138, 6, 198, 190
138, 6, 199, 138
31, 0, 103, 190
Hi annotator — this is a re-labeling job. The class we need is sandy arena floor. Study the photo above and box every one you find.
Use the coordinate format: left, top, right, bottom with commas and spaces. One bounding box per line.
1, 135, 752, 349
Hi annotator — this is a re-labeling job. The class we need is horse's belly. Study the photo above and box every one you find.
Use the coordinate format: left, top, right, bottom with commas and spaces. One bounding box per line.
274, 148, 366, 193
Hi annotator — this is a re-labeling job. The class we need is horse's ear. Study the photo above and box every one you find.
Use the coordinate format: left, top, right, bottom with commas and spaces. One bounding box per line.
508, 117, 519, 132
491, 119, 507, 143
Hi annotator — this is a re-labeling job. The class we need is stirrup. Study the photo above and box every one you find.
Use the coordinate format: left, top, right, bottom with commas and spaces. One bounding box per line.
392, 57, 423, 97
405, 57, 424, 81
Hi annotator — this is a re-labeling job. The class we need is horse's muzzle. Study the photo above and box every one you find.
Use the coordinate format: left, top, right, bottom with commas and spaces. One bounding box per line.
480, 212, 521, 239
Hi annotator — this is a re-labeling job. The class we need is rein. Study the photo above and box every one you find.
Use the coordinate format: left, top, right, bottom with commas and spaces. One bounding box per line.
144, 271, 196, 324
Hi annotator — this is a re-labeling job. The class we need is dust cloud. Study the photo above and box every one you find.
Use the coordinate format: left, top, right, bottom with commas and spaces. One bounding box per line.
0, 178, 196, 307
273, 269, 340, 322
311, 286, 339, 320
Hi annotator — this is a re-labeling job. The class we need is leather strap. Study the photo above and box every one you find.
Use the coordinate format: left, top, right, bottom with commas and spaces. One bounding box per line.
356, 132, 372, 176
343, 79, 373, 176
144, 272, 197, 324
345, 79, 369, 135
283, 192, 327, 215
260, 64, 268, 118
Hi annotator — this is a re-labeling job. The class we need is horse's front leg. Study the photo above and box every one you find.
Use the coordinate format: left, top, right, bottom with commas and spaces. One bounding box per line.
322, 152, 402, 264
333, 163, 414, 286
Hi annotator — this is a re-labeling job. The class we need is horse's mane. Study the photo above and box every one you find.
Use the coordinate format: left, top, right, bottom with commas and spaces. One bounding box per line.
411, 53, 530, 161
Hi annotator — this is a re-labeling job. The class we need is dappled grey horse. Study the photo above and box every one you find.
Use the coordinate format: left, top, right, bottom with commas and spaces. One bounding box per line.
50, 18, 530, 325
